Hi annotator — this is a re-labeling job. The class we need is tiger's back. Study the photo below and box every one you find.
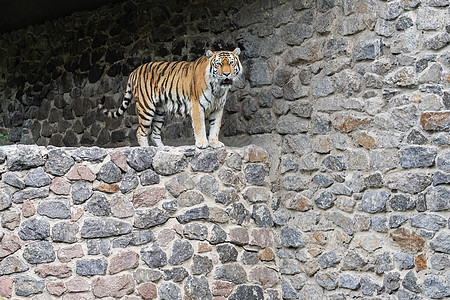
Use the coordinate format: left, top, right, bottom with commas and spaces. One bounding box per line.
99, 48, 242, 148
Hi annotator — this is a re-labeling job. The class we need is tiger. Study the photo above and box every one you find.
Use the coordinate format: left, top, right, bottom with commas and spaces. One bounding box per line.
98, 48, 243, 149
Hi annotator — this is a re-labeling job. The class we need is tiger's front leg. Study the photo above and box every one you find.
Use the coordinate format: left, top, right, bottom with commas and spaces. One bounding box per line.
208, 106, 225, 149
190, 100, 209, 149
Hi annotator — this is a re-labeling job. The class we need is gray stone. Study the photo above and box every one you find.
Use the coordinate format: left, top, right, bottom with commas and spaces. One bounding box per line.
141, 243, 167, 268
152, 151, 187, 175
1, 210, 20, 230
244, 163, 268, 186
315, 271, 338, 290
169, 239, 193, 265
329, 211, 354, 235
133, 268, 162, 284
214, 263, 247, 284
229, 285, 263, 300
386, 172, 432, 194
280, 226, 305, 248
403, 270, 422, 293
314, 190, 335, 209
311, 75, 334, 97
394, 253, 414, 270
410, 213, 446, 231
13, 187, 49, 204
434, 171, 450, 185
313, 174, 334, 188
389, 215, 409, 228
190, 150, 219, 173
176, 205, 209, 224
4, 172, 25, 189
192, 255, 213, 275
72, 146, 108, 163
353, 37, 383, 60
400, 146, 437, 168
110, 194, 134, 219
217, 243, 238, 263
14, 276, 45, 297
134, 208, 170, 229
281, 22, 313, 46
374, 252, 394, 274
361, 276, 383, 296
165, 173, 195, 197
322, 155, 345, 171
81, 218, 132, 238
0, 189, 12, 211
162, 200, 177, 212
364, 173, 383, 188
37, 198, 71, 219
279, 258, 302, 275
158, 282, 181, 300
178, 190, 204, 207
243, 187, 271, 204
372, 215, 388, 232
122, 147, 155, 171
97, 161, 122, 183
430, 231, 450, 254
226, 153, 242, 170
389, 194, 415, 211
18, 217, 50, 240
430, 253, 450, 271
23, 167, 51, 187
76, 258, 108, 276
341, 251, 367, 271
164, 267, 189, 282
140, 169, 160, 185
0, 256, 29, 275
398, 289, 423, 300
370, 149, 399, 171
281, 280, 299, 299
318, 252, 340, 269
423, 274, 450, 299
196, 175, 218, 196
119, 169, 138, 193
112, 230, 154, 248
45, 149, 74, 176
242, 250, 259, 265
52, 221, 79, 243
210, 224, 227, 245
358, 190, 389, 213
23, 240, 55, 264
184, 276, 212, 300
282, 174, 310, 191
85, 193, 111, 217
251, 204, 273, 227
226, 202, 250, 225
426, 186, 450, 211
339, 274, 360, 290
7, 147, 45, 171
330, 183, 352, 196
378, 0, 403, 20
183, 223, 208, 240
417, 7, 446, 30
384, 272, 400, 294
71, 181, 93, 204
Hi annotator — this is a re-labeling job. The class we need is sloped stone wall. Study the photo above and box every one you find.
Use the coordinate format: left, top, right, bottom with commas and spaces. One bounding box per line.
0, 144, 279, 299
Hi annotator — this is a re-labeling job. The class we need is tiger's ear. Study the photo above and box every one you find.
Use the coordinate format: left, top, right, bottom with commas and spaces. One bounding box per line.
206, 50, 214, 58
233, 48, 241, 56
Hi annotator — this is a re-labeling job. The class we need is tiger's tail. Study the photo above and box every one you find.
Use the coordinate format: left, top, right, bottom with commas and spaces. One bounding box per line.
98, 81, 133, 118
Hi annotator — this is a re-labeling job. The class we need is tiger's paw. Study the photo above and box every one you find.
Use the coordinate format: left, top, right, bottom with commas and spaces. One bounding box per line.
195, 139, 209, 149
209, 140, 224, 149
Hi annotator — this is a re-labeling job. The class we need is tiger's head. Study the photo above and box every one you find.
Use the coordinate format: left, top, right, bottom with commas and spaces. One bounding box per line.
206, 48, 242, 88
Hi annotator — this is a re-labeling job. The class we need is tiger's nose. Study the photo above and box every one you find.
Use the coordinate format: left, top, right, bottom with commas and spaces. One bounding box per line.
223, 71, 230, 76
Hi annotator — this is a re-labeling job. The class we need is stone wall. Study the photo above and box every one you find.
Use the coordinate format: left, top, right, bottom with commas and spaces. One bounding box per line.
0, 144, 280, 299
